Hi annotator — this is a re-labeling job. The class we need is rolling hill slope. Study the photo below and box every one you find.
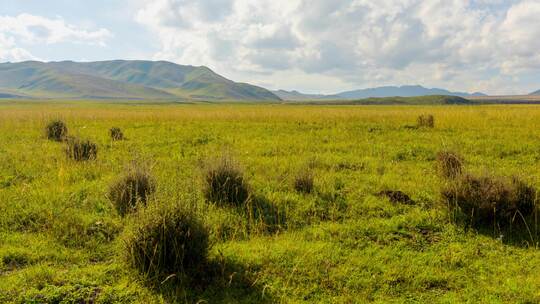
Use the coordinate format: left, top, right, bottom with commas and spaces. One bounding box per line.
0, 60, 281, 101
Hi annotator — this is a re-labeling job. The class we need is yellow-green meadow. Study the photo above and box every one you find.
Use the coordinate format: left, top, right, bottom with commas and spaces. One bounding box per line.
1, 101, 540, 303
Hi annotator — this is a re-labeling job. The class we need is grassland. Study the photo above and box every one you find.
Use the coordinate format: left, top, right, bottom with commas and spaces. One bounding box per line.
469, 95, 540, 104
1, 101, 540, 303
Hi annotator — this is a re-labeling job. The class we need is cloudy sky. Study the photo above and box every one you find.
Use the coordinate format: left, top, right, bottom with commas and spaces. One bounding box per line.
1, 0, 539, 95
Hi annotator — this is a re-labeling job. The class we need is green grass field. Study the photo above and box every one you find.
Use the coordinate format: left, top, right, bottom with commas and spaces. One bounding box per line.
1, 101, 540, 303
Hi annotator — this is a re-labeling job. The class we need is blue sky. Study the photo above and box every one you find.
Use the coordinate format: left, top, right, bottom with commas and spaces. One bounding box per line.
0, 0, 156, 61
1, 0, 539, 95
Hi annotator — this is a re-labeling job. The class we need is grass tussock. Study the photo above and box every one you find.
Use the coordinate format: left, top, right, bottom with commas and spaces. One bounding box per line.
436, 151, 463, 179
294, 168, 314, 194
203, 154, 250, 207
442, 173, 537, 229
45, 120, 68, 141
109, 127, 124, 141
109, 163, 156, 216
417, 114, 434, 128
65, 137, 97, 161
377, 190, 415, 205
124, 203, 209, 285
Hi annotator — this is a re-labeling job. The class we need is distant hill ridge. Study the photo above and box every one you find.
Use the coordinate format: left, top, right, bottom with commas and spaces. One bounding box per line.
337, 85, 486, 99
0, 60, 281, 101
304, 95, 473, 105
273, 85, 486, 100
530, 89, 540, 95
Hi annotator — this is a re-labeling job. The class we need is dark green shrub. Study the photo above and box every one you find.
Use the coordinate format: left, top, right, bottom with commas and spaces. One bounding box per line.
109, 163, 156, 216
203, 155, 250, 206
436, 151, 463, 179
417, 114, 434, 128
45, 120, 68, 141
124, 203, 209, 284
442, 173, 537, 228
65, 137, 97, 161
110, 127, 124, 141
294, 169, 314, 194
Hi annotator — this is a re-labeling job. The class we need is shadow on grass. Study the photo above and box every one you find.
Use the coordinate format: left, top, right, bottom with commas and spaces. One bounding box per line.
481, 224, 539, 248
156, 257, 274, 304
450, 209, 540, 248
244, 194, 287, 234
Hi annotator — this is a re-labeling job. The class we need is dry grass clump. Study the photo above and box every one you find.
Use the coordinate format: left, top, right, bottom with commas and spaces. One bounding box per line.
377, 190, 415, 205
442, 173, 537, 228
294, 169, 314, 194
110, 127, 124, 141
436, 151, 463, 179
45, 120, 68, 141
109, 163, 156, 216
203, 155, 250, 206
417, 114, 435, 128
124, 203, 209, 284
65, 137, 97, 161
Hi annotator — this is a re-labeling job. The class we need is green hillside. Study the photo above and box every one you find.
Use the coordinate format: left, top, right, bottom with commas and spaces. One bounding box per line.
0, 61, 281, 101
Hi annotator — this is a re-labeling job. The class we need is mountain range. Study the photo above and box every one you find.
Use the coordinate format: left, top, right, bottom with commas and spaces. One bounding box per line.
2, 60, 536, 101
273, 85, 487, 101
271, 90, 341, 101
0, 60, 280, 101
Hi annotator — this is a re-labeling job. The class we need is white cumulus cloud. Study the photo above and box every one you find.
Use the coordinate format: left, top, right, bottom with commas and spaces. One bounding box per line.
0, 33, 38, 62
136, 0, 540, 94
0, 13, 112, 62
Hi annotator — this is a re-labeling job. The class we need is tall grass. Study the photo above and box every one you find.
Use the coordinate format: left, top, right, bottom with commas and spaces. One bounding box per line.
65, 137, 97, 161
45, 119, 68, 141
442, 173, 538, 242
203, 154, 250, 207
109, 162, 156, 216
123, 202, 209, 285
